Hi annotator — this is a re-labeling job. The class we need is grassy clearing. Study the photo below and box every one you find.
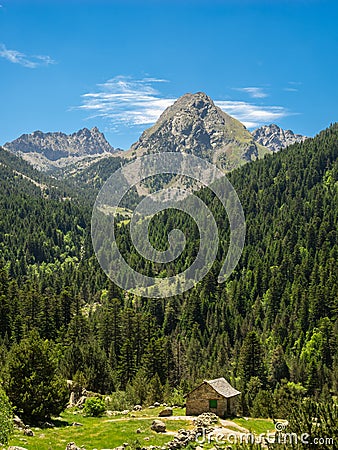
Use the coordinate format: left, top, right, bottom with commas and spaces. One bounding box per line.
5, 407, 276, 450
6, 409, 191, 450
233, 417, 275, 435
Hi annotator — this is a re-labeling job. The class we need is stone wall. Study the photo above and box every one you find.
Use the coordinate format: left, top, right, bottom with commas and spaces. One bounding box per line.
186, 382, 238, 417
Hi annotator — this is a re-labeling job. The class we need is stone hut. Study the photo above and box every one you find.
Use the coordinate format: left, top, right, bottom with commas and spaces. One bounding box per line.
186, 378, 241, 417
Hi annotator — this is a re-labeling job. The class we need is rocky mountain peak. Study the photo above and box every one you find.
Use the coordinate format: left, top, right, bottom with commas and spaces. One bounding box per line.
3, 127, 117, 171
127, 92, 270, 171
252, 123, 307, 152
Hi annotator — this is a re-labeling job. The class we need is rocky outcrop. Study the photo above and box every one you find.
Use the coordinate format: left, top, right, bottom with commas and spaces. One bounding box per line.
13, 415, 25, 429
4, 127, 115, 158
3, 127, 119, 171
252, 123, 306, 152
126, 92, 271, 171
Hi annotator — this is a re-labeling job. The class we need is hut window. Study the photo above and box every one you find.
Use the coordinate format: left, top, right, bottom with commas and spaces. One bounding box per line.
209, 399, 217, 408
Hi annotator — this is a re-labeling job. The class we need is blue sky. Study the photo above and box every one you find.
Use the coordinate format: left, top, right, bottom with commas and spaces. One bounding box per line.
1, 0, 338, 149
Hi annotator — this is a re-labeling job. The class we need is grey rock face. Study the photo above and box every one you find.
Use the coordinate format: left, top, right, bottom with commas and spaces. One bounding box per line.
252, 123, 307, 152
4, 127, 115, 159
3, 127, 119, 172
127, 92, 271, 171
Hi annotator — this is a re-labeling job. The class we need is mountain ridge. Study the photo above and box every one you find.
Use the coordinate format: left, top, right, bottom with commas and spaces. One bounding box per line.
3, 93, 307, 175
252, 123, 306, 152
3, 127, 120, 172
126, 92, 271, 171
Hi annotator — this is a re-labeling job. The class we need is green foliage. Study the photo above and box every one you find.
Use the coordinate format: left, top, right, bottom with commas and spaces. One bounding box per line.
83, 397, 106, 417
3, 330, 68, 424
0, 385, 13, 445
0, 122, 338, 412
105, 390, 133, 411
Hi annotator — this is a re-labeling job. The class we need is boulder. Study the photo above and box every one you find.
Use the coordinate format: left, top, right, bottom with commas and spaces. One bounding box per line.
24, 427, 34, 436
72, 422, 83, 427
133, 404, 142, 411
159, 407, 173, 417
151, 420, 166, 433
153, 402, 161, 407
66, 443, 84, 450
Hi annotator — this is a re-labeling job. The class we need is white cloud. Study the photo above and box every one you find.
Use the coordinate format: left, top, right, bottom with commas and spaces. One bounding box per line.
0, 43, 56, 68
234, 87, 268, 98
78, 76, 176, 126
76, 75, 290, 131
215, 100, 289, 128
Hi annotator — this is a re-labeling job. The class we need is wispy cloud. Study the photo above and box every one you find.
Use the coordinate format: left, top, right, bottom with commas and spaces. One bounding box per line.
215, 100, 288, 128
284, 87, 298, 92
76, 75, 291, 131
234, 86, 268, 98
78, 76, 175, 126
0, 43, 56, 68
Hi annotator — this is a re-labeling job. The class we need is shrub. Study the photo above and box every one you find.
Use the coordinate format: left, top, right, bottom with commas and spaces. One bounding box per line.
84, 397, 106, 416
3, 330, 68, 424
0, 386, 13, 445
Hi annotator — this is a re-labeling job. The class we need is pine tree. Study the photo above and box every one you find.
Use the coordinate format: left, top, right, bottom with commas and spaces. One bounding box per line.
3, 330, 68, 423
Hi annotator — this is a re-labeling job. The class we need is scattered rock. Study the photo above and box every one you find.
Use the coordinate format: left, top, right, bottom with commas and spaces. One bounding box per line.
159, 407, 173, 417
193, 412, 218, 427
149, 405, 155, 409
121, 409, 130, 415
153, 402, 161, 407
8, 447, 29, 450
72, 422, 83, 427
136, 428, 142, 434
65, 443, 85, 450
151, 420, 166, 433
23, 428, 34, 436
133, 404, 142, 411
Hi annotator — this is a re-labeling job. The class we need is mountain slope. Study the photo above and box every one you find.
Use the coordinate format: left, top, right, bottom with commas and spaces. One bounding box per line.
0, 123, 337, 412
252, 123, 307, 152
127, 92, 271, 171
3, 127, 119, 172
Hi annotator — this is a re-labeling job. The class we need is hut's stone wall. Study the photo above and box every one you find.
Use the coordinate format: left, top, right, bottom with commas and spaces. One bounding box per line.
186, 382, 239, 417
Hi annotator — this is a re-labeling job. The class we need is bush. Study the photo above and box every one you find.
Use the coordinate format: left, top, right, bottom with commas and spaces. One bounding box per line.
84, 397, 106, 416
3, 330, 69, 424
0, 386, 13, 445
105, 390, 133, 411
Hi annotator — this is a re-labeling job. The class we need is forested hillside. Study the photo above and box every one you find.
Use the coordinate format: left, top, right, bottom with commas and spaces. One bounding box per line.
0, 123, 337, 420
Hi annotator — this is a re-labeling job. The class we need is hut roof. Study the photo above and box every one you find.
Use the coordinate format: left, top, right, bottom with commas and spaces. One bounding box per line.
187, 378, 241, 399
205, 378, 241, 398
